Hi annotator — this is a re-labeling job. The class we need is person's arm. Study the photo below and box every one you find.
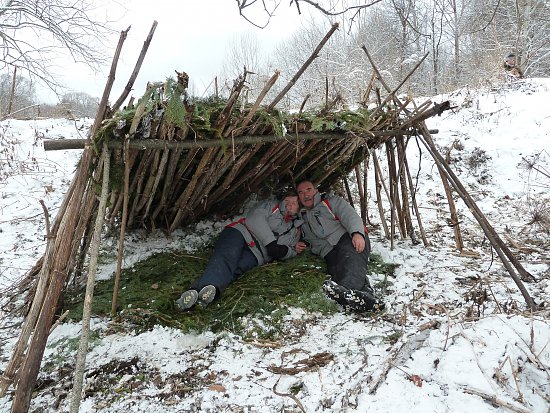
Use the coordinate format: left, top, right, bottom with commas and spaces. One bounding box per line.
331, 196, 365, 236
350, 233, 365, 253
267, 220, 306, 260
331, 196, 366, 252
245, 204, 277, 246
266, 241, 289, 260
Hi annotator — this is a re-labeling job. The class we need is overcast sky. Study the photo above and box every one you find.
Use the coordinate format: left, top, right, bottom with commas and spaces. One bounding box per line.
39, 0, 304, 103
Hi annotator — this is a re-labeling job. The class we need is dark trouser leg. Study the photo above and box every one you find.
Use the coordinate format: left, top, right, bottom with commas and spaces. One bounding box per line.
324, 233, 372, 292
191, 227, 258, 294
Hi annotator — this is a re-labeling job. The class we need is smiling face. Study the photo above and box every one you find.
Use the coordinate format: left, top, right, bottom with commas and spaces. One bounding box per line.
297, 181, 318, 210
283, 195, 300, 216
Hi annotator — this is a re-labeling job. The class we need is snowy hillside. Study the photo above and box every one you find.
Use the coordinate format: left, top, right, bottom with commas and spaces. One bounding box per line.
1, 79, 549, 413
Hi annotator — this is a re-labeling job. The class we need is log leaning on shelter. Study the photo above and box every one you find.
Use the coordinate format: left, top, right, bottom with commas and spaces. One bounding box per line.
1, 22, 160, 413
361, 45, 536, 310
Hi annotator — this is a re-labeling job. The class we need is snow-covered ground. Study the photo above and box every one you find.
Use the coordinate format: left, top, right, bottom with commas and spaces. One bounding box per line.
1, 79, 549, 412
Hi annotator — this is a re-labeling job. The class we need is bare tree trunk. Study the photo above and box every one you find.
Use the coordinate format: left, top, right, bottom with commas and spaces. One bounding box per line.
451, 0, 461, 85
7, 66, 17, 116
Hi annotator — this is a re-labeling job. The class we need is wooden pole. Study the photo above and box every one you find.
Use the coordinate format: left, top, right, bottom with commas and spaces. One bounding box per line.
90, 26, 130, 138
10, 146, 100, 413
418, 126, 536, 310
11, 261, 68, 413
111, 139, 130, 316
436, 154, 464, 251
43, 128, 438, 152
216, 73, 248, 132
403, 149, 429, 246
7, 23, 141, 411
267, 23, 339, 110
127, 148, 154, 227
363, 158, 374, 226
364, 45, 534, 308
234, 70, 280, 135
395, 137, 415, 240
386, 141, 406, 239
169, 147, 217, 232
355, 165, 366, 225
70, 144, 111, 413
109, 21, 158, 115
0, 201, 54, 397
343, 176, 355, 208
372, 150, 391, 240
362, 46, 429, 119
316, 140, 359, 186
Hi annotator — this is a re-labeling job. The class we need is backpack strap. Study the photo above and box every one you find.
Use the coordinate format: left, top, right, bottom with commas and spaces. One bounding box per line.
226, 217, 258, 248
321, 194, 369, 234
320, 195, 339, 221
226, 217, 246, 227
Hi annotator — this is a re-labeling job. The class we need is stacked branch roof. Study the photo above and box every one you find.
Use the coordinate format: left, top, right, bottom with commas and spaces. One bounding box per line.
96, 78, 400, 232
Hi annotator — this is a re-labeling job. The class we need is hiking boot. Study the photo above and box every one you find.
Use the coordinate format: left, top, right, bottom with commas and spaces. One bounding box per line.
342, 289, 377, 312
176, 289, 198, 310
197, 285, 217, 307
372, 299, 386, 312
322, 280, 348, 302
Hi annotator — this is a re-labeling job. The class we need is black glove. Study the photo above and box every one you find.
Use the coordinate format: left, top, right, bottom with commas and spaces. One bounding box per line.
266, 241, 289, 260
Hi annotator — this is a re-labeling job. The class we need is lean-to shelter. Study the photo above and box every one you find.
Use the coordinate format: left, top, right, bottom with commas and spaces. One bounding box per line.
1, 21, 536, 413
49, 72, 429, 233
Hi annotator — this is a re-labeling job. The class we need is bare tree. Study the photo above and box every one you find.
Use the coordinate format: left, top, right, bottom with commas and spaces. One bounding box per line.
493, 0, 550, 77
236, 0, 548, 99
223, 33, 263, 80
219, 33, 272, 103
0, 73, 36, 117
272, 18, 351, 109
236, 0, 383, 28
60, 92, 99, 118
0, 0, 115, 93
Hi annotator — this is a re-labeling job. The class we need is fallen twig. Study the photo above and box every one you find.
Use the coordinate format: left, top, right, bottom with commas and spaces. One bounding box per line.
272, 377, 307, 413
462, 387, 531, 413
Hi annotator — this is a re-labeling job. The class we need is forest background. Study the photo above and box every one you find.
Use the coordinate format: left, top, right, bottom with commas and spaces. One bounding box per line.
1, 0, 549, 120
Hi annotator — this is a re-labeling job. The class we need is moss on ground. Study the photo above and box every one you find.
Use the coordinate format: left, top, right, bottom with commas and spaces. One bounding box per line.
63, 246, 397, 337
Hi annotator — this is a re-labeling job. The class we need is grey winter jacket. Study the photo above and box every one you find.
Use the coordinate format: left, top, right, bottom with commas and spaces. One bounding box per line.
300, 192, 366, 258
229, 199, 302, 265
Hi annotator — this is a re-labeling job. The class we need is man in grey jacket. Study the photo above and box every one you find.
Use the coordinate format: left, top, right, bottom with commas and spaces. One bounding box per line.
297, 180, 380, 311
176, 189, 306, 310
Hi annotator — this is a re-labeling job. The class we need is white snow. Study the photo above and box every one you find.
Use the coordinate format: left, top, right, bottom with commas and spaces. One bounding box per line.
1, 79, 549, 413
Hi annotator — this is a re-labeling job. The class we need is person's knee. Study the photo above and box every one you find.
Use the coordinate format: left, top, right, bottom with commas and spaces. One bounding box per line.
337, 252, 371, 290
